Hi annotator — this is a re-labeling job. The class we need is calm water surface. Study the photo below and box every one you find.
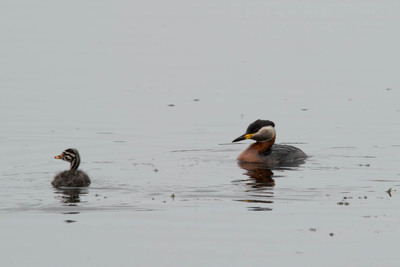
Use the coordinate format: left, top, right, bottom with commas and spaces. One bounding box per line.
1, 1, 400, 266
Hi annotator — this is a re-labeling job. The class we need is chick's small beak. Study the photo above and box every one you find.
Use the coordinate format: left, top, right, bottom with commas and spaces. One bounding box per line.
55, 155, 62, 159
232, 133, 254, 143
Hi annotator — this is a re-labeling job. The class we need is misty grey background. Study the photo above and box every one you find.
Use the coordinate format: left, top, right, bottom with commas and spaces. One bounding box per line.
1, 1, 400, 267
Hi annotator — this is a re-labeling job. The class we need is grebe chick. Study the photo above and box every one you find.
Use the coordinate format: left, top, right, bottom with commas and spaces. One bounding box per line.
52, 148, 90, 187
232, 120, 307, 166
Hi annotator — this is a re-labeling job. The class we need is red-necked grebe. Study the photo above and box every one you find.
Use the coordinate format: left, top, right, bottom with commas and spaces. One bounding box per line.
232, 120, 307, 166
52, 148, 90, 187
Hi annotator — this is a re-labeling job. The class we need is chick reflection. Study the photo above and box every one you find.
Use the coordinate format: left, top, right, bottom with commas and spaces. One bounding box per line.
238, 162, 275, 188
54, 188, 88, 205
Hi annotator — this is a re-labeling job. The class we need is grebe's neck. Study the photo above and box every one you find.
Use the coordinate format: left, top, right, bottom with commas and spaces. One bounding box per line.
70, 155, 80, 171
253, 135, 276, 154
237, 136, 276, 163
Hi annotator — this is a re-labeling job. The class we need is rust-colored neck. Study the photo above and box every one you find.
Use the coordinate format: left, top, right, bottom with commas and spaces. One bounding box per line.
252, 135, 276, 153
237, 136, 276, 163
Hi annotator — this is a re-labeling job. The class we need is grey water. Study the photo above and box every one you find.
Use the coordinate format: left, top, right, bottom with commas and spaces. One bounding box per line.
1, 1, 400, 266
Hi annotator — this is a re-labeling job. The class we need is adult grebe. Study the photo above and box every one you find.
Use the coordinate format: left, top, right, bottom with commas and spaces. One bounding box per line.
52, 148, 90, 187
232, 120, 307, 166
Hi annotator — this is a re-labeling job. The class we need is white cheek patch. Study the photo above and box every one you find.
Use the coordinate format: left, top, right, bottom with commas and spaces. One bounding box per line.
254, 126, 275, 141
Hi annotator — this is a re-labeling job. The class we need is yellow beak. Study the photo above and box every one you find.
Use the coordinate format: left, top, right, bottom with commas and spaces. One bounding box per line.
232, 133, 254, 142
244, 134, 254, 139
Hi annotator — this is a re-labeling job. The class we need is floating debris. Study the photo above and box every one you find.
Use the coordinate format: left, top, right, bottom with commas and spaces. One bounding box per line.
359, 163, 370, 167
168, 103, 175, 107
387, 188, 392, 197
132, 162, 159, 172
193, 98, 200, 102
